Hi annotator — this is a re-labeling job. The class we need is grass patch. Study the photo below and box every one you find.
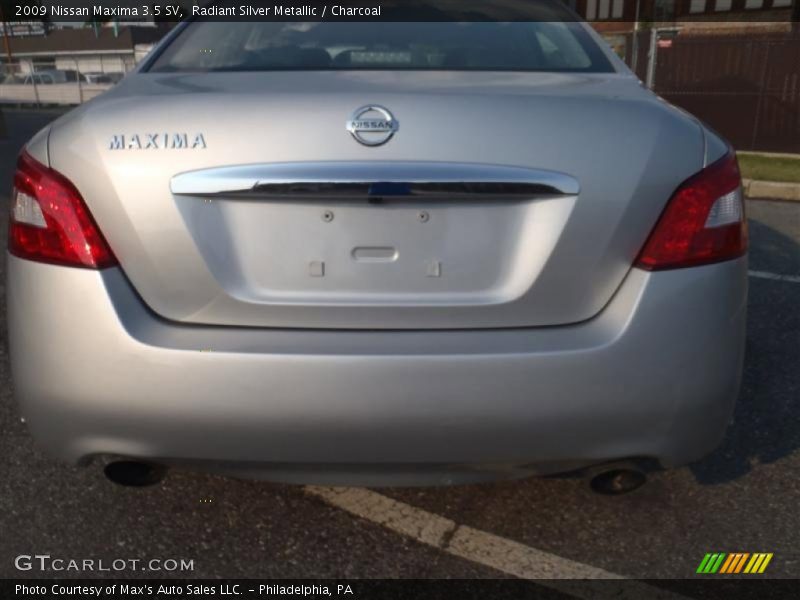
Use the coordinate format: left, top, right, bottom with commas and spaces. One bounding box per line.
737, 154, 800, 184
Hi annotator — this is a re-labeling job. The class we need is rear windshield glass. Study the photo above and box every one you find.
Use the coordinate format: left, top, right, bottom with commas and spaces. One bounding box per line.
148, 22, 615, 73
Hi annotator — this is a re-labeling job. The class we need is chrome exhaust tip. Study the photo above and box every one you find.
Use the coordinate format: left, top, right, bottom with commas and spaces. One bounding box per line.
589, 468, 646, 495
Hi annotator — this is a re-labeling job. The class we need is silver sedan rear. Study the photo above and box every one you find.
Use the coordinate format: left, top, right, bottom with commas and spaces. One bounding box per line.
7, 14, 747, 486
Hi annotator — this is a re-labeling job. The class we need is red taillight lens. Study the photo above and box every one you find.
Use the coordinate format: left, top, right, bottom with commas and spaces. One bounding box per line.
9, 150, 116, 269
635, 151, 747, 271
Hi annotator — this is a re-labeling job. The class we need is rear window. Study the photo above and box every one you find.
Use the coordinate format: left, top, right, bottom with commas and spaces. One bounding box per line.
148, 22, 615, 73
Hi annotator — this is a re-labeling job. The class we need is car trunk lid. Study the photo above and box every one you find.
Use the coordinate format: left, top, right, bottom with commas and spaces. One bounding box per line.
48, 70, 703, 329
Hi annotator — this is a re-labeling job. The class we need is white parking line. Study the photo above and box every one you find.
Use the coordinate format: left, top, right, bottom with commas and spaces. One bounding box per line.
305, 486, 690, 599
749, 270, 800, 284
303, 267, 798, 593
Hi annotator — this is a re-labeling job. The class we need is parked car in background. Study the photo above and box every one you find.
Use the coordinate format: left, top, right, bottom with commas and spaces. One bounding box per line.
84, 72, 125, 85
21, 70, 88, 85
8, 4, 748, 488
21, 72, 55, 85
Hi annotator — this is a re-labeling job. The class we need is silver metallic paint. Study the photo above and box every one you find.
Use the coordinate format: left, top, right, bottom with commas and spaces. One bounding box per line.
9, 20, 747, 483
47, 71, 704, 329
8, 254, 746, 484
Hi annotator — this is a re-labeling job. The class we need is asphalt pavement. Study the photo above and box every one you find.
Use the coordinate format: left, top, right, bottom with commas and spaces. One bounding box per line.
0, 109, 798, 582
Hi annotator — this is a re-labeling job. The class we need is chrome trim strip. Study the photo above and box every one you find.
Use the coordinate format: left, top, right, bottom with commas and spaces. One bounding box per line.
170, 162, 580, 198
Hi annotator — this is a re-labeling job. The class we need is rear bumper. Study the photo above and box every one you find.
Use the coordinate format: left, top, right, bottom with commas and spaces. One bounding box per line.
8, 254, 747, 485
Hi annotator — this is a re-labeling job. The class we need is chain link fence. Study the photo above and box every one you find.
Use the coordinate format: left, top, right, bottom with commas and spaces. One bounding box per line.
4, 29, 800, 153
620, 29, 800, 153
0, 58, 134, 106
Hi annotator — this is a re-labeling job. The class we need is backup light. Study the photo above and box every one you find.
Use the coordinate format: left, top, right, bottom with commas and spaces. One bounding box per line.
704, 188, 743, 228
12, 190, 47, 228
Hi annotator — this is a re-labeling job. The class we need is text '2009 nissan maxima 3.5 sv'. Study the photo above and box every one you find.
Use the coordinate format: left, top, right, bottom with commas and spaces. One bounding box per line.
8, 10, 747, 487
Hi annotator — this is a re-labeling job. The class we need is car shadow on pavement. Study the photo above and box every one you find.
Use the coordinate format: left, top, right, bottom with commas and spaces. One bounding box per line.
690, 217, 800, 485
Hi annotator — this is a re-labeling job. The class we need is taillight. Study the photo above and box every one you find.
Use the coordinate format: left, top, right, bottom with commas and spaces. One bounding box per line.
9, 150, 116, 269
635, 151, 747, 271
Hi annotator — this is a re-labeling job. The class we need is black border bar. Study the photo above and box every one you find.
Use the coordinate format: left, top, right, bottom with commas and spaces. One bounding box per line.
4, 579, 800, 600
5, 0, 800, 23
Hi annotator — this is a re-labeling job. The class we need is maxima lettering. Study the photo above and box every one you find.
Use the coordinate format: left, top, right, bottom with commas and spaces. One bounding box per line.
109, 133, 206, 150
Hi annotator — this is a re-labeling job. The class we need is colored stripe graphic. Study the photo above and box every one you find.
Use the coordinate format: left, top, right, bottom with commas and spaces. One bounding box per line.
733, 553, 750, 573
750, 553, 773, 574
696, 554, 713, 574
719, 553, 734, 574
701, 553, 773, 575
744, 554, 760, 573
719, 554, 736, 574
710, 554, 726, 573
759, 554, 773, 573
697, 553, 727, 574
